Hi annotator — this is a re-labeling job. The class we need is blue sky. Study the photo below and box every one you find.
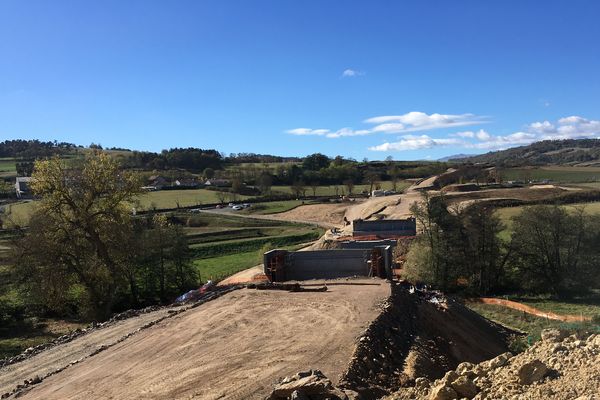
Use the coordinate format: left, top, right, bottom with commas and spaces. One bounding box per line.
1, 1, 599, 160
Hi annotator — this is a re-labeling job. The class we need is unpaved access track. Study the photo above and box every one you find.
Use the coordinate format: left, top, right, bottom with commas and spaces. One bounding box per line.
10, 279, 390, 400
0, 304, 189, 397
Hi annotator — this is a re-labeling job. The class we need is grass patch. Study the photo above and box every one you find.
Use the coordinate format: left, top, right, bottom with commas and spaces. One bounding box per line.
270, 181, 411, 196
0, 318, 86, 359
137, 189, 252, 210
193, 250, 263, 281
466, 302, 599, 351
502, 167, 600, 183
495, 202, 600, 237
1, 201, 36, 227
242, 200, 306, 215
189, 229, 322, 258
192, 243, 307, 282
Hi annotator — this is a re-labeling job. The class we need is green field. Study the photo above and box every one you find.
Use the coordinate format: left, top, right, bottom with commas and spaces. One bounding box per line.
495, 202, 600, 233
1, 201, 36, 227
502, 166, 600, 183
192, 242, 307, 281
242, 200, 307, 214
270, 180, 411, 196
137, 189, 252, 210
467, 300, 600, 351
0, 158, 16, 178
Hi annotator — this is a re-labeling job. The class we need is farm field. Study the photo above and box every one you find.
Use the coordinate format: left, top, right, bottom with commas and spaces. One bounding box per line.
137, 189, 252, 210
175, 211, 321, 280
270, 180, 411, 196
193, 242, 306, 282
241, 200, 307, 214
502, 166, 600, 183
0, 158, 16, 178
495, 202, 600, 232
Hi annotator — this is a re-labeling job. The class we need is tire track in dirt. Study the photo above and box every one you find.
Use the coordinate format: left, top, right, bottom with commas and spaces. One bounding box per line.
15, 280, 390, 400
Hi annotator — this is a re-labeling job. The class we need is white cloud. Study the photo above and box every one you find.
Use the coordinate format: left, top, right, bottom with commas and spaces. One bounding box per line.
286, 111, 487, 140
364, 112, 487, 133
341, 68, 364, 77
286, 128, 330, 136
369, 116, 600, 152
287, 113, 600, 154
369, 135, 462, 152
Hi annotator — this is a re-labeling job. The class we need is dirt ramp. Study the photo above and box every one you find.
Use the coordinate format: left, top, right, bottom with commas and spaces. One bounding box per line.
17, 281, 390, 400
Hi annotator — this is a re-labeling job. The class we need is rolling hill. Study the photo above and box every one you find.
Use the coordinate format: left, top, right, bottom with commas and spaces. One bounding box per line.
456, 139, 600, 166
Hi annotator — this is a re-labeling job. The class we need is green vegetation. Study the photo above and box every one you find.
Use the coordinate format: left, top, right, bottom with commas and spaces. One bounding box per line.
193, 250, 264, 281
495, 202, 600, 233
458, 139, 600, 166
466, 301, 599, 351
406, 194, 600, 298
270, 181, 411, 196
193, 242, 307, 281
0, 158, 16, 177
242, 200, 305, 214
2, 201, 36, 227
502, 166, 600, 183
137, 189, 251, 210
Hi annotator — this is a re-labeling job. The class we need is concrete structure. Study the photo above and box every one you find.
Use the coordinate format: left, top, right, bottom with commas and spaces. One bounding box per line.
339, 239, 398, 250
352, 217, 416, 237
15, 177, 32, 199
264, 247, 393, 282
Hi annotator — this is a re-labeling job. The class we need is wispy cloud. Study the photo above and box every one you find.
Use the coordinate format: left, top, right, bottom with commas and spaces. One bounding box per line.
368, 135, 462, 151
341, 68, 364, 78
369, 116, 600, 152
286, 111, 487, 139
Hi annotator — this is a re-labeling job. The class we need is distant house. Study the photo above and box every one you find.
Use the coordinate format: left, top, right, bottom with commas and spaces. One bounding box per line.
175, 179, 201, 189
204, 179, 231, 187
15, 177, 33, 199
147, 176, 170, 190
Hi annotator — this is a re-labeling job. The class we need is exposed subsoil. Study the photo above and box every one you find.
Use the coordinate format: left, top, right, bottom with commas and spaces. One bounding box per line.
12, 279, 390, 400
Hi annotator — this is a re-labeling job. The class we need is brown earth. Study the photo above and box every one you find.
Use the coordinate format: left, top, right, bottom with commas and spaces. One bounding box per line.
388, 329, 600, 400
0, 304, 189, 397
269, 202, 351, 226
14, 280, 390, 400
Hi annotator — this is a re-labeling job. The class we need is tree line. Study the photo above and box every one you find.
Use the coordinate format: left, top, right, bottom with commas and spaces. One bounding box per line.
406, 194, 600, 298
11, 153, 198, 320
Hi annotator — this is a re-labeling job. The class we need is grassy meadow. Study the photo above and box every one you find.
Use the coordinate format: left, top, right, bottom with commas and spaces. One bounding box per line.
495, 202, 600, 234
467, 299, 600, 351
502, 166, 600, 183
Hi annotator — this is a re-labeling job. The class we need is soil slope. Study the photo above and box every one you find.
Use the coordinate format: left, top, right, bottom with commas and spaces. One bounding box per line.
15, 280, 390, 400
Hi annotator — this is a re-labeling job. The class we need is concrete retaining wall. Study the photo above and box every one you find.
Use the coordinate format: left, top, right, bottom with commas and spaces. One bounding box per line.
339, 239, 398, 250
264, 247, 393, 282
352, 218, 416, 237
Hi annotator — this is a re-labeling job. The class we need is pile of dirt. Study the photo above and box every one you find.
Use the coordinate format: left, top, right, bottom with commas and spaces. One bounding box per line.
387, 328, 600, 400
335, 285, 512, 398
265, 285, 514, 400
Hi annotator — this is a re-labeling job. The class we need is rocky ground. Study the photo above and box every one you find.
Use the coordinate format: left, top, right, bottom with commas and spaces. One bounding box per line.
387, 328, 600, 400
267, 329, 600, 400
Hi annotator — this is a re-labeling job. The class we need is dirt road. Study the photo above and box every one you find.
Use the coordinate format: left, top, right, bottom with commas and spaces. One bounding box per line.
15, 280, 390, 400
0, 304, 189, 397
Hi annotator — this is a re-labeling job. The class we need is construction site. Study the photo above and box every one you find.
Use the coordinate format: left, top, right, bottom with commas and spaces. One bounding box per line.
1, 183, 599, 400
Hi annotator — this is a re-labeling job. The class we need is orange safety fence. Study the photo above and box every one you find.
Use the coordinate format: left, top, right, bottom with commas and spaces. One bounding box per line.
470, 297, 591, 323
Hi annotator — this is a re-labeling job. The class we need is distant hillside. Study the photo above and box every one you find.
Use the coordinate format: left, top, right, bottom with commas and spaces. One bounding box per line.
456, 139, 600, 166
437, 153, 477, 162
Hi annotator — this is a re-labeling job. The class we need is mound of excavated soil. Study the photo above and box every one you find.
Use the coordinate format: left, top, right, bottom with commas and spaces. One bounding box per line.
388, 328, 600, 400
337, 286, 512, 398
262, 286, 514, 400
